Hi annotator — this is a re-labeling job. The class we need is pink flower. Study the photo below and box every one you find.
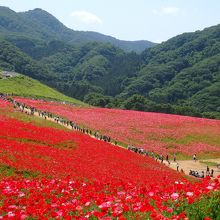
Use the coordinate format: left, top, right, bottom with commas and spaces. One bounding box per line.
148, 192, 154, 197
56, 210, 63, 217
206, 185, 214, 190
18, 192, 25, 197
186, 192, 193, 197
85, 201, 91, 206
117, 191, 125, 196
8, 212, 15, 218
21, 214, 28, 220
167, 207, 173, 213
75, 205, 83, 211
171, 193, 179, 200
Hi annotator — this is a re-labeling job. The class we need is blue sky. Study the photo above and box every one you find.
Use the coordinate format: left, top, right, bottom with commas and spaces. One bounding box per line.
0, 0, 220, 43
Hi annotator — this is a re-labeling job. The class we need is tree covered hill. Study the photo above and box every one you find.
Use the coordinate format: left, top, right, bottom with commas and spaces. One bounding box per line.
0, 6, 155, 53
120, 24, 220, 114
120, 25, 220, 111
0, 40, 53, 81
0, 6, 219, 118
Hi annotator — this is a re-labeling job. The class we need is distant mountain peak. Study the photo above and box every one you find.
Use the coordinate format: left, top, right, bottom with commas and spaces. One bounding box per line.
21, 7, 59, 22
0, 6, 11, 10
31, 8, 45, 11
0, 6, 156, 52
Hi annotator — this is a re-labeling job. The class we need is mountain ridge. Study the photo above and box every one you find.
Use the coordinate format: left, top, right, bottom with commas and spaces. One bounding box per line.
0, 6, 155, 53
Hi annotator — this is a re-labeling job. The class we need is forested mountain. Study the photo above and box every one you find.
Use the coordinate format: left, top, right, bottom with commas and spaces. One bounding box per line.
0, 6, 219, 118
0, 6, 155, 53
0, 40, 53, 81
119, 24, 220, 116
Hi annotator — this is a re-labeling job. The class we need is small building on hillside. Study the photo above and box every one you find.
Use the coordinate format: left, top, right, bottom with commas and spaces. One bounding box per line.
2, 71, 18, 78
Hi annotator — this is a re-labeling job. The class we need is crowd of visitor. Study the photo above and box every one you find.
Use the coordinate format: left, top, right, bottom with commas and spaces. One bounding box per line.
0, 93, 112, 144
189, 166, 214, 178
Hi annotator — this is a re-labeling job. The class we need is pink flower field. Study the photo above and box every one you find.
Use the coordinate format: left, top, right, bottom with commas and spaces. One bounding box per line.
15, 97, 220, 156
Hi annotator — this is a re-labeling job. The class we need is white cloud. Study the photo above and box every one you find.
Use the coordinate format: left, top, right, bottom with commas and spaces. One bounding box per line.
162, 7, 180, 15
70, 10, 103, 25
153, 7, 180, 16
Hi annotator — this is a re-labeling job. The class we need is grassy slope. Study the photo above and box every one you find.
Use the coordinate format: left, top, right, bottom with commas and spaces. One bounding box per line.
0, 71, 86, 105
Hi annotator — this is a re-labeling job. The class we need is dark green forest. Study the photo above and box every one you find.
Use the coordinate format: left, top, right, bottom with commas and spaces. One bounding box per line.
0, 6, 220, 118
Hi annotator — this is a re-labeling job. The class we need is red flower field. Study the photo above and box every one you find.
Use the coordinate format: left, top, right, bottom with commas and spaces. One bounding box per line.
0, 99, 182, 184
14, 97, 220, 156
0, 98, 220, 219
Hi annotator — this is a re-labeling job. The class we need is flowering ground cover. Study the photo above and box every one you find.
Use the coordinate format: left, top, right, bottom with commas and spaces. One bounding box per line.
0, 98, 220, 219
0, 100, 182, 184
15, 97, 220, 157
0, 176, 219, 219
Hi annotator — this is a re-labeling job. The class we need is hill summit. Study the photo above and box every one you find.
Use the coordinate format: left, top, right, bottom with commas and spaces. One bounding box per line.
0, 6, 155, 53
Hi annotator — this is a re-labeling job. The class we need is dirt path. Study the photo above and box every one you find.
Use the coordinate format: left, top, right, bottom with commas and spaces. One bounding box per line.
22, 107, 220, 178
163, 158, 220, 178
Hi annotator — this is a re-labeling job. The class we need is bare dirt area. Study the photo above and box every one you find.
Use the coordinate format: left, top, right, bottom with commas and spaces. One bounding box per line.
164, 158, 220, 178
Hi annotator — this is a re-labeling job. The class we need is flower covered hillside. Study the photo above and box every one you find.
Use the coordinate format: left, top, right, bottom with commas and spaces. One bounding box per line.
15, 97, 220, 156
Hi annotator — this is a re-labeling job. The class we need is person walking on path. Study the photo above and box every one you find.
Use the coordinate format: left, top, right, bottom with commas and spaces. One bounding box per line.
193, 154, 197, 162
176, 163, 179, 171
206, 166, 210, 176
210, 169, 214, 177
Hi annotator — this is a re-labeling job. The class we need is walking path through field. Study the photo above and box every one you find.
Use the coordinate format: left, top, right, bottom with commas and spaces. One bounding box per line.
23, 107, 220, 178
23, 107, 127, 151
163, 158, 220, 178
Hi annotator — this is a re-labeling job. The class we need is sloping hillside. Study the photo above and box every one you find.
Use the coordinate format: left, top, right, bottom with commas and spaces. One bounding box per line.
117, 24, 220, 115
0, 70, 86, 105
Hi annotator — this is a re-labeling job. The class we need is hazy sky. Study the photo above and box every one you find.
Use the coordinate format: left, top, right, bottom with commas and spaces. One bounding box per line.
0, 0, 220, 43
